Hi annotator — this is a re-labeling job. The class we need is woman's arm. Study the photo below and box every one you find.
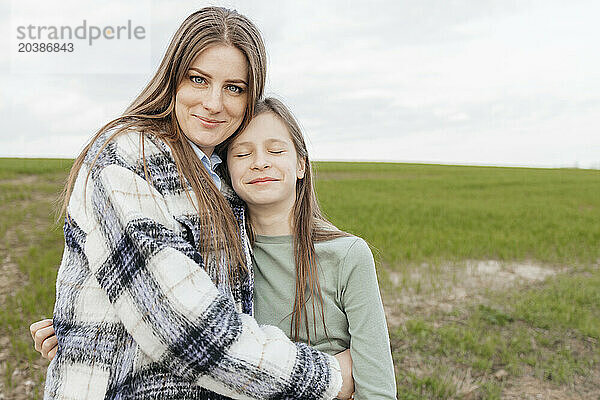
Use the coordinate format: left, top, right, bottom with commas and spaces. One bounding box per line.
31, 321, 355, 399
57, 135, 343, 399
340, 238, 397, 399
88, 164, 340, 398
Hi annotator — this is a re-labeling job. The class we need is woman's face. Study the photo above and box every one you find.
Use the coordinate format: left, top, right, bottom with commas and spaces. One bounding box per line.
227, 112, 305, 211
175, 44, 248, 156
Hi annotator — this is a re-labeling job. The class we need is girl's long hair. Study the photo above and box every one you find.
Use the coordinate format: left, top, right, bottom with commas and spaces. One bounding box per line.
59, 7, 267, 284
240, 97, 351, 343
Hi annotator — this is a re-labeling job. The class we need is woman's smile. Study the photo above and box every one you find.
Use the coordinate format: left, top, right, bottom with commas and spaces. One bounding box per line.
192, 114, 226, 129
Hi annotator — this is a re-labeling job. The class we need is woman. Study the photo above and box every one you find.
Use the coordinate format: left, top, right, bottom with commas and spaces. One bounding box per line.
32, 7, 352, 400
34, 97, 397, 398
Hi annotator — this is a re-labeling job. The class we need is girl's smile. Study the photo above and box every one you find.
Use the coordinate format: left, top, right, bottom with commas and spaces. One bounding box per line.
248, 176, 279, 184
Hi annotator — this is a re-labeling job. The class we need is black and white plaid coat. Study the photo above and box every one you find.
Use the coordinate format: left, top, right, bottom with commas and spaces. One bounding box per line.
44, 128, 342, 400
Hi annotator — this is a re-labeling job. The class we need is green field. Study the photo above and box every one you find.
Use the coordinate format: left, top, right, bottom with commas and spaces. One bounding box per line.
1, 158, 599, 399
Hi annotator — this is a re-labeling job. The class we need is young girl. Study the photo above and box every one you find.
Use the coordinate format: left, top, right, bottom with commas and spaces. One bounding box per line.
225, 98, 396, 399
32, 98, 395, 399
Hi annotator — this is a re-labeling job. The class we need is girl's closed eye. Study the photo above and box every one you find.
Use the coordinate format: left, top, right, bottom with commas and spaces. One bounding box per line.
269, 149, 285, 154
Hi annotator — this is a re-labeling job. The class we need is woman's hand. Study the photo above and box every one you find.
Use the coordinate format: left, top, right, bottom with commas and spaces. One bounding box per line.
334, 348, 354, 399
29, 319, 57, 361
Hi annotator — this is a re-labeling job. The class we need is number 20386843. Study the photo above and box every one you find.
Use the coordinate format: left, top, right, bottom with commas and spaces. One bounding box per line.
18, 42, 74, 52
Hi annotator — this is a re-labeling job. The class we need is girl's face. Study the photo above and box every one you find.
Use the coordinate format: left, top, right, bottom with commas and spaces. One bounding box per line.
175, 44, 248, 156
227, 112, 306, 211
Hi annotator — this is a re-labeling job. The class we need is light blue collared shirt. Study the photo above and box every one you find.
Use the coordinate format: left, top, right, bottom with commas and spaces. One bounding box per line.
187, 139, 223, 190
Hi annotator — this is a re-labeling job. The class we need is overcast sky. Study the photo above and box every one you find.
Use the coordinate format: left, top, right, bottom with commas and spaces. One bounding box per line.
1, 0, 599, 168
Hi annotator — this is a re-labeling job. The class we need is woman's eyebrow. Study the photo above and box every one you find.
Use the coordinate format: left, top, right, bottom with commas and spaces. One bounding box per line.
188, 67, 247, 85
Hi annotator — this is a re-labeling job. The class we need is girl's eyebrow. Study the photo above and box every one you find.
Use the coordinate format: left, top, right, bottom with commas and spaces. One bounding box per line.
229, 141, 252, 149
264, 138, 288, 145
230, 138, 288, 149
188, 67, 248, 85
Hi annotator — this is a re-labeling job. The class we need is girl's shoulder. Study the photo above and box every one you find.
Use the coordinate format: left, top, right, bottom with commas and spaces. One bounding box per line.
316, 234, 374, 266
316, 235, 377, 291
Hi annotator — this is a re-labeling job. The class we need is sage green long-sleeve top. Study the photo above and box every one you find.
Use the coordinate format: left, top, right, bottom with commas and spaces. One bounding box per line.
252, 234, 397, 400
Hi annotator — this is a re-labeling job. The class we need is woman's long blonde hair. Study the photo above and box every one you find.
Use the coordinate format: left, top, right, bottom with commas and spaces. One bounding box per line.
60, 7, 267, 283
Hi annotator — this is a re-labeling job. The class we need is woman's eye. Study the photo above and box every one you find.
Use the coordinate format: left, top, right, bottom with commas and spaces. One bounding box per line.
235, 153, 250, 157
226, 84, 244, 94
270, 150, 285, 154
190, 76, 206, 85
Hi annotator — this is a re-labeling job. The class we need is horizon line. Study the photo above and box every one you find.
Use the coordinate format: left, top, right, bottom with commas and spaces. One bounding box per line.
1, 156, 599, 171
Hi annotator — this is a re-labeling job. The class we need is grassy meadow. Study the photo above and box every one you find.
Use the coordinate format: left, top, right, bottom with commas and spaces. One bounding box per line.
1, 158, 599, 399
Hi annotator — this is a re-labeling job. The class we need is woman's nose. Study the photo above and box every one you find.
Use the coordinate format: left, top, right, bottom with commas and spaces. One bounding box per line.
201, 87, 223, 114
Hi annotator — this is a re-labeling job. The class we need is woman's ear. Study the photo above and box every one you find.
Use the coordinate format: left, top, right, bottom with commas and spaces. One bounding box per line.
296, 158, 306, 180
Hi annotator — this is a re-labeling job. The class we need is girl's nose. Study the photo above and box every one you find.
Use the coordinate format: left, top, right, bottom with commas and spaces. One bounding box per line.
251, 151, 270, 170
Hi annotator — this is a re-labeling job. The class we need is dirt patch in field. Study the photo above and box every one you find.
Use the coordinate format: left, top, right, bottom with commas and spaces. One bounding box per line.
0, 233, 30, 399
384, 259, 565, 325
467, 260, 558, 283
0, 175, 40, 186
502, 372, 600, 399
0, 238, 36, 400
0, 181, 59, 400
0, 254, 23, 305
385, 260, 600, 399
394, 345, 600, 400
0, 226, 28, 306
392, 351, 594, 400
